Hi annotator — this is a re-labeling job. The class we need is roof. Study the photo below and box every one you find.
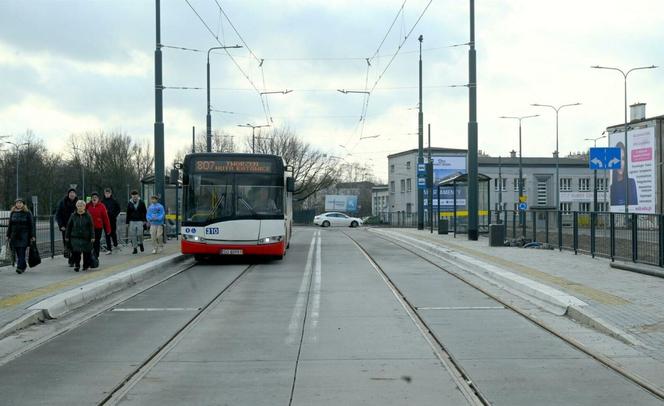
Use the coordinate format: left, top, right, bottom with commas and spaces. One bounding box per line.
606, 114, 664, 130
438, 172, 491, 186
387, 147, 467, 159
478, 156, 587, 167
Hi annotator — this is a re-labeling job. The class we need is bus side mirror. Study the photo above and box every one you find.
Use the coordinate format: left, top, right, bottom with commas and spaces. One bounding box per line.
287, 177, 295, 193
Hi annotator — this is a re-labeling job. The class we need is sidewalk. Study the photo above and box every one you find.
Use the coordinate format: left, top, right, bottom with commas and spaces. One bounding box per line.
0, 241, 182, 338
370, 228, 664, 391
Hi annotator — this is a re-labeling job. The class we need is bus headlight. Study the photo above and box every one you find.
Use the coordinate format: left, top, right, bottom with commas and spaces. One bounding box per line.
183, 234, 204, 242
258, 235, 284, 244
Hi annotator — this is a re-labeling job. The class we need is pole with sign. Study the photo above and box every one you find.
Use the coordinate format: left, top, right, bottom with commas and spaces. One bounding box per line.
589, 147, 621, 211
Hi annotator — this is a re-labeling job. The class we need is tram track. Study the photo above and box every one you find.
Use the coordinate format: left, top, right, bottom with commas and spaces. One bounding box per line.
342, 230, 489, 406
98, 262, 256, 405
351, 229, 664, 403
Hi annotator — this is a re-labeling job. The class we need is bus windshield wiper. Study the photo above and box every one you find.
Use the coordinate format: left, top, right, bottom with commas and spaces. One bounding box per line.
238, 197, 257, 215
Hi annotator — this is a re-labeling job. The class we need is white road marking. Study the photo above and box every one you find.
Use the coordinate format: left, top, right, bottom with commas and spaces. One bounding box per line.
310, 232, 322, 340
286, 231, 317, 344
111, 308, 200, 312
416, 306, 504, 311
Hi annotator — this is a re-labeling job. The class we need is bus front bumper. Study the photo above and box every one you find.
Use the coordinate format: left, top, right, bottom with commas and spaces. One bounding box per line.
181, 240, 285, 256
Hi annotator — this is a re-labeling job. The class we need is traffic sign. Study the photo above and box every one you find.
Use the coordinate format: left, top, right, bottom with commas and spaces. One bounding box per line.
518, 202, 528, 211
417, 163, 426, 176
519, 195, 527, 203
589, 147, 621, 170
417, 177, 427, 189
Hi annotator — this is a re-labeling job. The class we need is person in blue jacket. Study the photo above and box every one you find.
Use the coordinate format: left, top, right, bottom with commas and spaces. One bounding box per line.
146, 195, 165, 254
610, 141, 638, 207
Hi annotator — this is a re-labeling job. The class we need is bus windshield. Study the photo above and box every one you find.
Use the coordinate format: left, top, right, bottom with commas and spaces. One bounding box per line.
185, 173, 284, 224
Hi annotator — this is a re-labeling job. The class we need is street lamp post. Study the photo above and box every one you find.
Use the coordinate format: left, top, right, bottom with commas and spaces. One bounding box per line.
531, 102, 581, 211
499, 115, 539, 238
207, 45, 242, 153
238, 123, 270, 153
417, 34, 424, 231
585, 134, 607, 212
3, 141, 29, 199
591, 64, 658, 213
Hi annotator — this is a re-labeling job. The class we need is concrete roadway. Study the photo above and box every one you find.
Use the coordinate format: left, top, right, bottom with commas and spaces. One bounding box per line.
0, 227, 661, 405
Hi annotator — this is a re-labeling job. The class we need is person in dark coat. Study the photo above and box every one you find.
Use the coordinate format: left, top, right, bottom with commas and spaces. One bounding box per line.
126, 190, 147, 254
101, 188, 121, 254
55, 188, 78, 266
86, 192, 111, 259
65, 200, 94, 272
6, 198, 35, 274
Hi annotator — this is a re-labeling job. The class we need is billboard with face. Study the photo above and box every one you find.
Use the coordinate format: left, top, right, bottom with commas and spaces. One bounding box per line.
609, 127, 656, 213
423, 155, 467, 209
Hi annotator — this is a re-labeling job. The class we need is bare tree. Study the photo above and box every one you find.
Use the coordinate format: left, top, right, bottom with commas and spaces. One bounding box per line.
252, 127, 340, 201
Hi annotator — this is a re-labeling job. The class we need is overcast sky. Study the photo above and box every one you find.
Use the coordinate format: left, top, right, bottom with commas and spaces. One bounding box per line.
2, 0, 663, 181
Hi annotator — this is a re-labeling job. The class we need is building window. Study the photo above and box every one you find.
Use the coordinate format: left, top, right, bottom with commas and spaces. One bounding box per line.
400, 179, 405, 193
390, 181, 395, 193
537, 181, 547, 206
560, 202, 572, 213
560, 178, 572, 192
390, 164, 395, 173
406, 203, 412, 213
597, 202, 607, 212
579, 202, 591, 212
406, 178, 412, 192
578, 178, 591, 192
597, 178, 607, 192
513, 178, 525, 192
406, 161, 411, 170
494, 178, 507, 192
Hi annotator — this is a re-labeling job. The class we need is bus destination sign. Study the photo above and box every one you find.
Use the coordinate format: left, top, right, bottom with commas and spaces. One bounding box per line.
194, 159, 274, 173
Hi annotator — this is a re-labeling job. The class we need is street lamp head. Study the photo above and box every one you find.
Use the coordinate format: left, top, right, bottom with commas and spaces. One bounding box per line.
418, 35, 423, 42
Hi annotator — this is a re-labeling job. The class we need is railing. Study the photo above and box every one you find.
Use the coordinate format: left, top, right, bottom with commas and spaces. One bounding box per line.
494, 209, 663, 267
1, 214, 179, 266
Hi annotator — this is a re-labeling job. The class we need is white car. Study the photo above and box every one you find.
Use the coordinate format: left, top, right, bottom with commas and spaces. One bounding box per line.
314, 212, 363, 228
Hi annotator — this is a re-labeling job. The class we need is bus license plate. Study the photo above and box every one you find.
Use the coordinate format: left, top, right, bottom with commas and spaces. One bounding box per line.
221, 249, 243, 255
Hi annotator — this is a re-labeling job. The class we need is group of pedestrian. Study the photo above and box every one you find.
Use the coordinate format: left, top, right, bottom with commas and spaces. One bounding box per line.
5, 187, 166, 275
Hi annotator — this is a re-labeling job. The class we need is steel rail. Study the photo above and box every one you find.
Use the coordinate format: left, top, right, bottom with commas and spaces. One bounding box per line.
368, 230, 664, 402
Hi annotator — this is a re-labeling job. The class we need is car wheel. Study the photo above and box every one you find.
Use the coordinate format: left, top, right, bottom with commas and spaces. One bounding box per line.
322, 220, 330, 227
350, 221, 358, 228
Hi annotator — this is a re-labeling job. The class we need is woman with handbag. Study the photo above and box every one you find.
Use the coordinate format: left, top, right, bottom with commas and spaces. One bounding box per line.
5, 198, 35, 274
65, 200, 95, 272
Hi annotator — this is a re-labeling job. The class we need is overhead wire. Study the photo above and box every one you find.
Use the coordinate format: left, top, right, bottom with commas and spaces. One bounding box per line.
183, 0, 270, 124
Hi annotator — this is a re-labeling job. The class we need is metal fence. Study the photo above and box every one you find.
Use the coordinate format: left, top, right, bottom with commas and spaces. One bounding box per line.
496, 209, 663, 267
1, 213, 180, 266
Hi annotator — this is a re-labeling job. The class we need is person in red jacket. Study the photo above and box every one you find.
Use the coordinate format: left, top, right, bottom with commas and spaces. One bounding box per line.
86, 192, 111, 259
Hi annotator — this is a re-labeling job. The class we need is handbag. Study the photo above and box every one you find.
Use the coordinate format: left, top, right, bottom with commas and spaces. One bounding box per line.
90, 254, 99, 269
28, 241, 41, 268
2, 240, 12, 262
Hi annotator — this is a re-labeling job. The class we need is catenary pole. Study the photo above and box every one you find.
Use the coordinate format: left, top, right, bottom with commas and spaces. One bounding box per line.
467, 0, 479, 240
417, 34, 424, 230
154, 0, 165, 204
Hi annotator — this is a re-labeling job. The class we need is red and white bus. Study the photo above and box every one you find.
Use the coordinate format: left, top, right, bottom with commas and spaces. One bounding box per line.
181, 153, 294, 260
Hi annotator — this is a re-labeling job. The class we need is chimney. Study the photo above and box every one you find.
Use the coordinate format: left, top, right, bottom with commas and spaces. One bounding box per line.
630, 103, 646, 122
509, 150, 516, 158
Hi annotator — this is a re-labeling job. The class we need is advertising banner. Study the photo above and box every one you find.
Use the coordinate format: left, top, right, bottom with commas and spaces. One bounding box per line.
325, 195, 359, 213
424, 155, 467, 209
609, 127, 656, 213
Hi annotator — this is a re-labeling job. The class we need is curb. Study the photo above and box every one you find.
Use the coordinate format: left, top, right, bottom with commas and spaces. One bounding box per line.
372, 229, 585, 315
26, 253, 187, 320
0, 310, 45, 340
610, 261, 664, 279
373, 229, 643, 347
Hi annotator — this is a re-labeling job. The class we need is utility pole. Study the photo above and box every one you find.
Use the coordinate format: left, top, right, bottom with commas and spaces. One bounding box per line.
467, 0, 479, 240
591, 64, 657, 213
417, 34, 424, 230
207, 45, 242, 153
192, 126, 195, 153
238, 123, 270, 153
498, 155, 502, 223
428, 123, 433, 233
154, 0, 165, 204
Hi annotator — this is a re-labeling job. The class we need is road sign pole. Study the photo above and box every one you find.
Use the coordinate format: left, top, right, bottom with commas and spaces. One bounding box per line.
593, 169, 598, 211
